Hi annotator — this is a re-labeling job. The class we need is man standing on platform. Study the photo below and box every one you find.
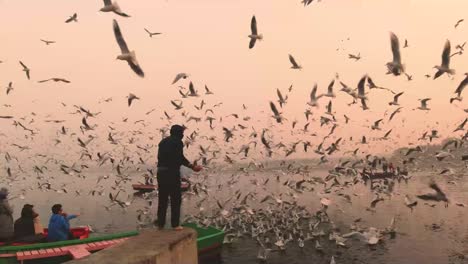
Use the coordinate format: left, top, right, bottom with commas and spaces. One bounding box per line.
156, 125, 202, 231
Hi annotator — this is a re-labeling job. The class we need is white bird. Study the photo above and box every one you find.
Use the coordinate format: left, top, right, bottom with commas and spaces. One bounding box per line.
40, 39, 56, 45
389, 92, 404, 106
172, 73, 189, 84
453, 73, 468, 99
357, 75, 367, 100
205, 85, 214, 95
248, 16, 262, 49
434, 40, 455, 79
270, 101, 284, 123
112, 19, 144, 77
6, 82, 13, 95
100, 0, 130, 17
19, 61, 30, 80
386, 32, 405, 76
288, 54, 302, 69
144, 28, 161, 38
417, 98, 431, 110
187, 82, 199, 97
127, 93, 139, 107
324, 79, 336, 98
307, 84, 323, 107
65, 13, 78, 23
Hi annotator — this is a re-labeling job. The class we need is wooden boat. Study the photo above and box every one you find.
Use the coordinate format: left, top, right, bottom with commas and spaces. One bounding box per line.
0, 229, 138, 263
132, 181, 190, 192
183, 223, 225, 254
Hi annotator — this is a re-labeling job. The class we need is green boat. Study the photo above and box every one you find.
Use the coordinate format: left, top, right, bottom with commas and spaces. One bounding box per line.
0, 224, 224, 263
0, 230, 138, 264
183, 223, 225, 254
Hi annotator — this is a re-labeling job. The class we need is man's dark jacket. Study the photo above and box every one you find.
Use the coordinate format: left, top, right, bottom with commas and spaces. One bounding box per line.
157, 135, 190, 185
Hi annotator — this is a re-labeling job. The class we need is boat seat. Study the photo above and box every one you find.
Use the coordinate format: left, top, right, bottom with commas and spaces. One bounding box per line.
15, 238, 129, 262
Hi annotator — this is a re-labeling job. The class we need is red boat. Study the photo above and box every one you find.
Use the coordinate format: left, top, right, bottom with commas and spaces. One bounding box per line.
132, 182, 190, 192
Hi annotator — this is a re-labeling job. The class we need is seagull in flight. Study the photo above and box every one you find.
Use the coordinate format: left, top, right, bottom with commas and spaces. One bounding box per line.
389, 92, 404, 106
100, 0, 130, 17
65, 13, 78, 23
269, 101, 284, 123
187, 82, 199, 97
454, 19, 464, 28
348, 53, 361, 61
113, 19, 144, 77
40, 39, 56, 45
288, 54, 302, 69
417, 98, 431, 110
172, 73, 188, 84
307, 84, 323, 107
6, 82, 13, 95
144, 28, 161, 38
19, 61, 30, 80
38, 78, 70, 83
434, 40, 455, 79
453, 73, 468, 100
127, 93, 139, 107
386, 32, 405, 76
324, 80, 336, 98
248, 16, 262, 49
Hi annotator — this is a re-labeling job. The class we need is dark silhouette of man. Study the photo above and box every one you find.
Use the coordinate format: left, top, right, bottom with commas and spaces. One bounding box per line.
156, 125, 202, 230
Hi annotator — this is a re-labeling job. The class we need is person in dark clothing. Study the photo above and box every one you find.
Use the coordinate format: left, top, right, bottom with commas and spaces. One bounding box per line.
156, 125, 202, 231
0, 188, 14, 242
14, 204, 45, 243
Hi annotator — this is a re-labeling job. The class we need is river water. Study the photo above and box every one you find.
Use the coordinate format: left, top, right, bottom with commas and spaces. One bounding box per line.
4, 162, 468, 264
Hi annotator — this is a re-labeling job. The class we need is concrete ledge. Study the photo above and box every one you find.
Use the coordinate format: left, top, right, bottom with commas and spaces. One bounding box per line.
68, 228, 198, 264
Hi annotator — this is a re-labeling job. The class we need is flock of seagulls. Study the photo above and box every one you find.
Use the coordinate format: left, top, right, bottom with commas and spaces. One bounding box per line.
0, 1, 467, 264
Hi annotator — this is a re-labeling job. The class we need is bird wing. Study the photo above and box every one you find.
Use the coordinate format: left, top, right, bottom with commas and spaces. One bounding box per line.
357, 75, 367, 95
103, 0, 112, 6
277, 89, 283, 101
311, 84, 317, 99
127, 61, 145, 77
65, 17, 73, 23
250, 16, 257, 35
189, 82, 196, 94
249, 38, 256, 49
113, 19, 130, 54
19, 61, 27, 70
270, 101, 280, 117
455, 75, 468, 95
367, 76, 376, 87
441, 40, 451, 67
38, 79, 51, 83
328, 80, 335, 93
144, 28, 151, 35
171, 100, 180, 108
390, 32, 401, 63
288, 54, 298, 67
394, 92, 404, 101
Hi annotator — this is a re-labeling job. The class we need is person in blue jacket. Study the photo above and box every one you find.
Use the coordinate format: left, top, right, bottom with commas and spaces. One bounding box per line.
47, 204, 79, 242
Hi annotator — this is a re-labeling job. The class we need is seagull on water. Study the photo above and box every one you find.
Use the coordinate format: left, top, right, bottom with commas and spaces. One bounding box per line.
112, 19, 144, 77
386, 32, 405, 76
248, 16, 262, 49
100, 0, 130, 17
434, 40, 455, 79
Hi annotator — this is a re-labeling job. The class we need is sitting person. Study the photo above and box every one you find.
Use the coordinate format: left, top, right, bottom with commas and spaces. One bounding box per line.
47, 204, 79, 242
0, 188, 14, 242
14, 204, 45, 243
